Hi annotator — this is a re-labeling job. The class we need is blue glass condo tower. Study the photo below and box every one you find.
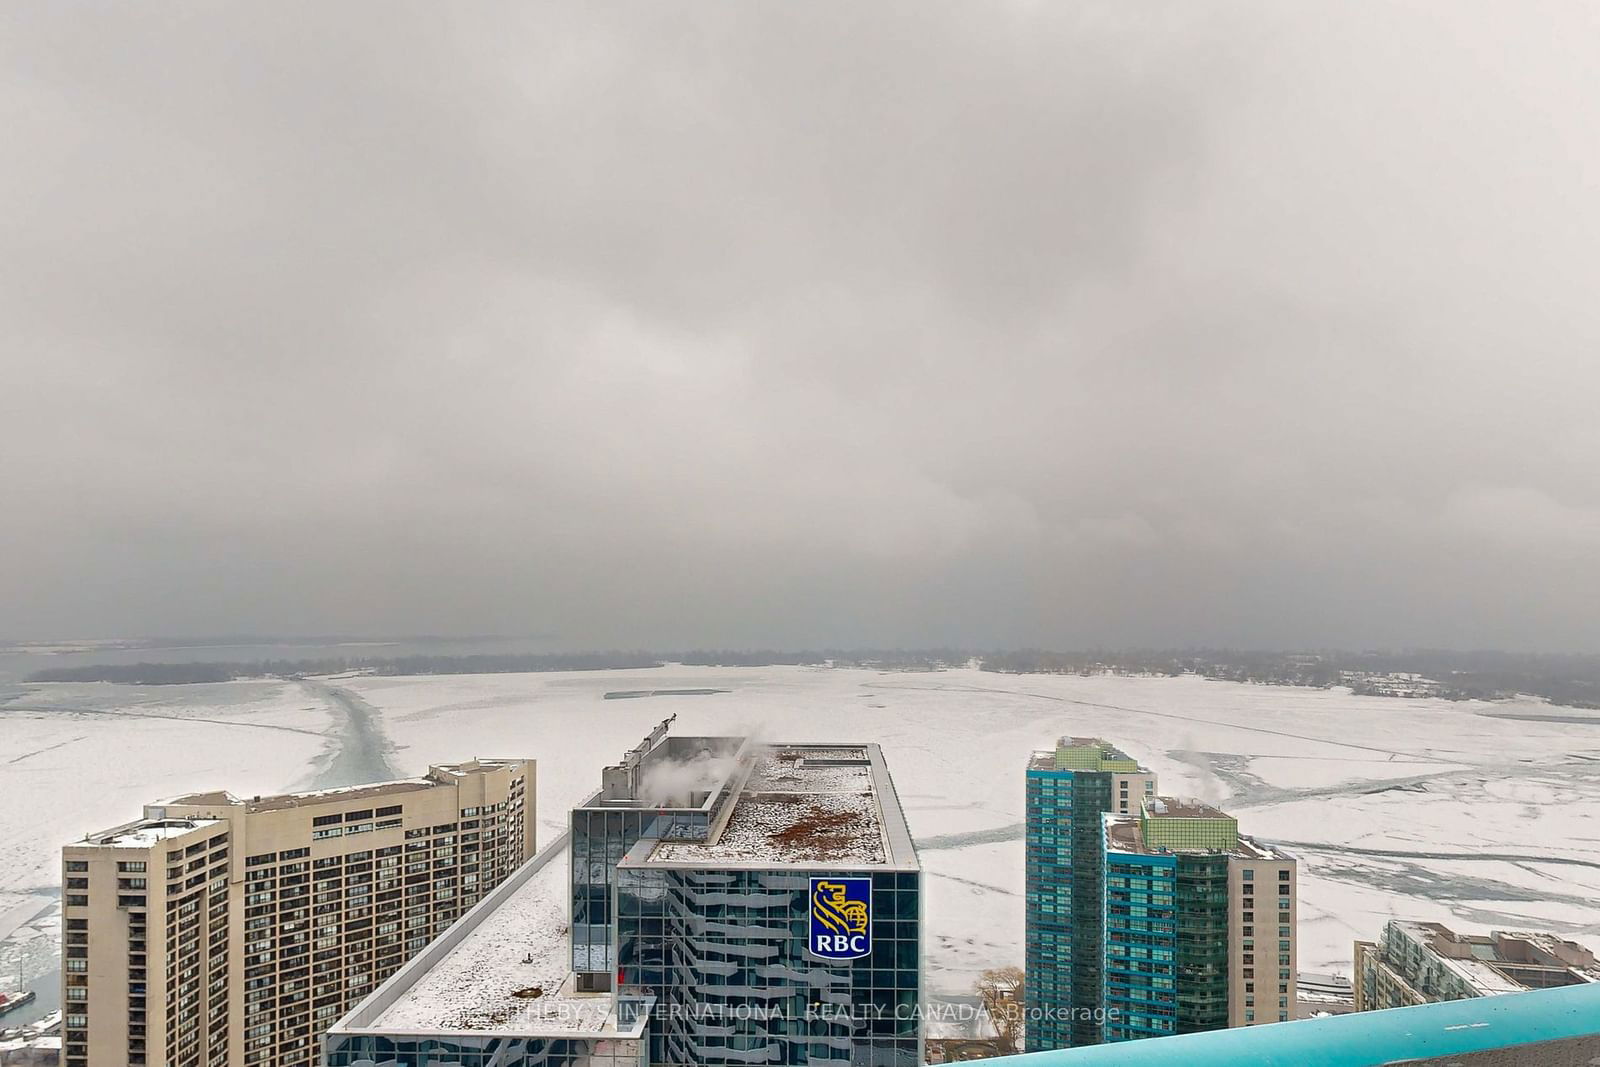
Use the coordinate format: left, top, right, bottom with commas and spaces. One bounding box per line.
1024, 738, 1155, 1051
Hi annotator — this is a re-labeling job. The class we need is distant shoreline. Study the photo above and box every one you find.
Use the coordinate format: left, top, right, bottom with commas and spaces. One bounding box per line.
16, 647, 1600, 711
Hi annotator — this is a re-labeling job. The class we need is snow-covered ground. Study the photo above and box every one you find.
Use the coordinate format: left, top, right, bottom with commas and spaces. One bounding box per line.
4, 666, 1599, 999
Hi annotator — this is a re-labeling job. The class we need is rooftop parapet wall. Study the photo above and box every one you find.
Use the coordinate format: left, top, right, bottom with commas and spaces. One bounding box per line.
1053, 737, 1143, 772
1140, 797, 1239, 851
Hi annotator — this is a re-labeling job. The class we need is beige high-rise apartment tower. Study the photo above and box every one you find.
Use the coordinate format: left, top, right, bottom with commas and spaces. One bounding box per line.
60, 758, 534, 1067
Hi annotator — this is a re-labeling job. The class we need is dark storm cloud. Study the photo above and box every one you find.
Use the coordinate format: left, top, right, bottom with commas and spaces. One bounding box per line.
3, 2, 1598, 650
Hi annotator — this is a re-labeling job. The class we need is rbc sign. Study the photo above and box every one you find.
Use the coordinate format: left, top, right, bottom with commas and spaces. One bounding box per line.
809, 877, 872, 960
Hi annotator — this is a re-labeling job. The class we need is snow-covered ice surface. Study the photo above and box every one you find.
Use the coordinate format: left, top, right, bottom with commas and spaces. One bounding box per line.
4, 666, 1600, 1000
0, 679, 339, 999
336, 666, 1600, 992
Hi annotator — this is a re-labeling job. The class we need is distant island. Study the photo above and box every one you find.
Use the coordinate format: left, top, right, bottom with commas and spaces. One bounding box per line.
21, 646, 1600, 710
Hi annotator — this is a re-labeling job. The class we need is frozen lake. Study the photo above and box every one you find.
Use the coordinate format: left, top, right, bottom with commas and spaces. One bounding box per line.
4, 665, 1599, 1004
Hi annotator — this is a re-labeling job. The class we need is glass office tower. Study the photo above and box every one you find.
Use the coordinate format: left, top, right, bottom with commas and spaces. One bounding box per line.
615, 744, 922, 1067
324, 725, 923, 1067
616, 865, 921, 1066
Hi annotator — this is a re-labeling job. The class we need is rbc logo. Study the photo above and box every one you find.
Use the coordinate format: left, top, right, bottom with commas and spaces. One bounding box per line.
809, 877, 872, 960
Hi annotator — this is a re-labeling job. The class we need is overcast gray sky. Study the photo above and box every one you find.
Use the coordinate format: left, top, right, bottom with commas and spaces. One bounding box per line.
3, 2, 1599, 650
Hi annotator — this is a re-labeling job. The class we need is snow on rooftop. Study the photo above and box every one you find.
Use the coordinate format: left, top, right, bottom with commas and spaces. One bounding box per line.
84, 818, 223, 848
644, 746, 889, 866
1447, 957, 1532, 996
370, 838, 620, 1036
651, 789, 885, 865
1104, 815, 1292, 861
745, 751, 872, 793
1235, 834, 1294, 862
776, 747, 867, 760
242, 778, 437, 811
1146, 796, 1228, 819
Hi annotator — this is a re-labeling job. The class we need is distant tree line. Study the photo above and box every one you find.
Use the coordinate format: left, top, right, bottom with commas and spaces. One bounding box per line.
26, 646, 1600, 709
670, 648, 968, 671
1331, 649, 1600, 708
978, 648, 1342, 688
26, 651, 663, 685
978, 647, 1600, 708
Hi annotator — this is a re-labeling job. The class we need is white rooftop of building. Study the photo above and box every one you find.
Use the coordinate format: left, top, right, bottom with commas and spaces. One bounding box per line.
333, 835, 642, 1039
1297, 972, 1355, 1004
1388, 921, 1600, 995
154, 759, 526, 814
1443, 958, 1530, 996
73, 817, 223, 848
638, 744, 916, 869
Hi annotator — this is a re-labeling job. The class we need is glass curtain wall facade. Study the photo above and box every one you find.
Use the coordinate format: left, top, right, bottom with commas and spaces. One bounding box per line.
1025, 767, 1115, 1049
617, 866, 921, 1067
572, 807, 722, 978
574, 807, 667, 976
1103, 851, 1177, 1042
1102, 851, 1230, 1040
323, 1033, 645, 1067
1174, 855, 1230, 1033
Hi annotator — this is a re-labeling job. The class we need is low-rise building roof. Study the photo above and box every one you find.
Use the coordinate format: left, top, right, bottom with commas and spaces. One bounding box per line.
333, 834, 643, 1040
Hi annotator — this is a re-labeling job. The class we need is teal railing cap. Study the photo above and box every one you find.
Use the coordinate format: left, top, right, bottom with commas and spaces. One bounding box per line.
980, 982, 1600, 1067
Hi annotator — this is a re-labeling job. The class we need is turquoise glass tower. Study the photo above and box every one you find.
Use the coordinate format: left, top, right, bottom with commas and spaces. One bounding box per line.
1024, 739, 1155, 1051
